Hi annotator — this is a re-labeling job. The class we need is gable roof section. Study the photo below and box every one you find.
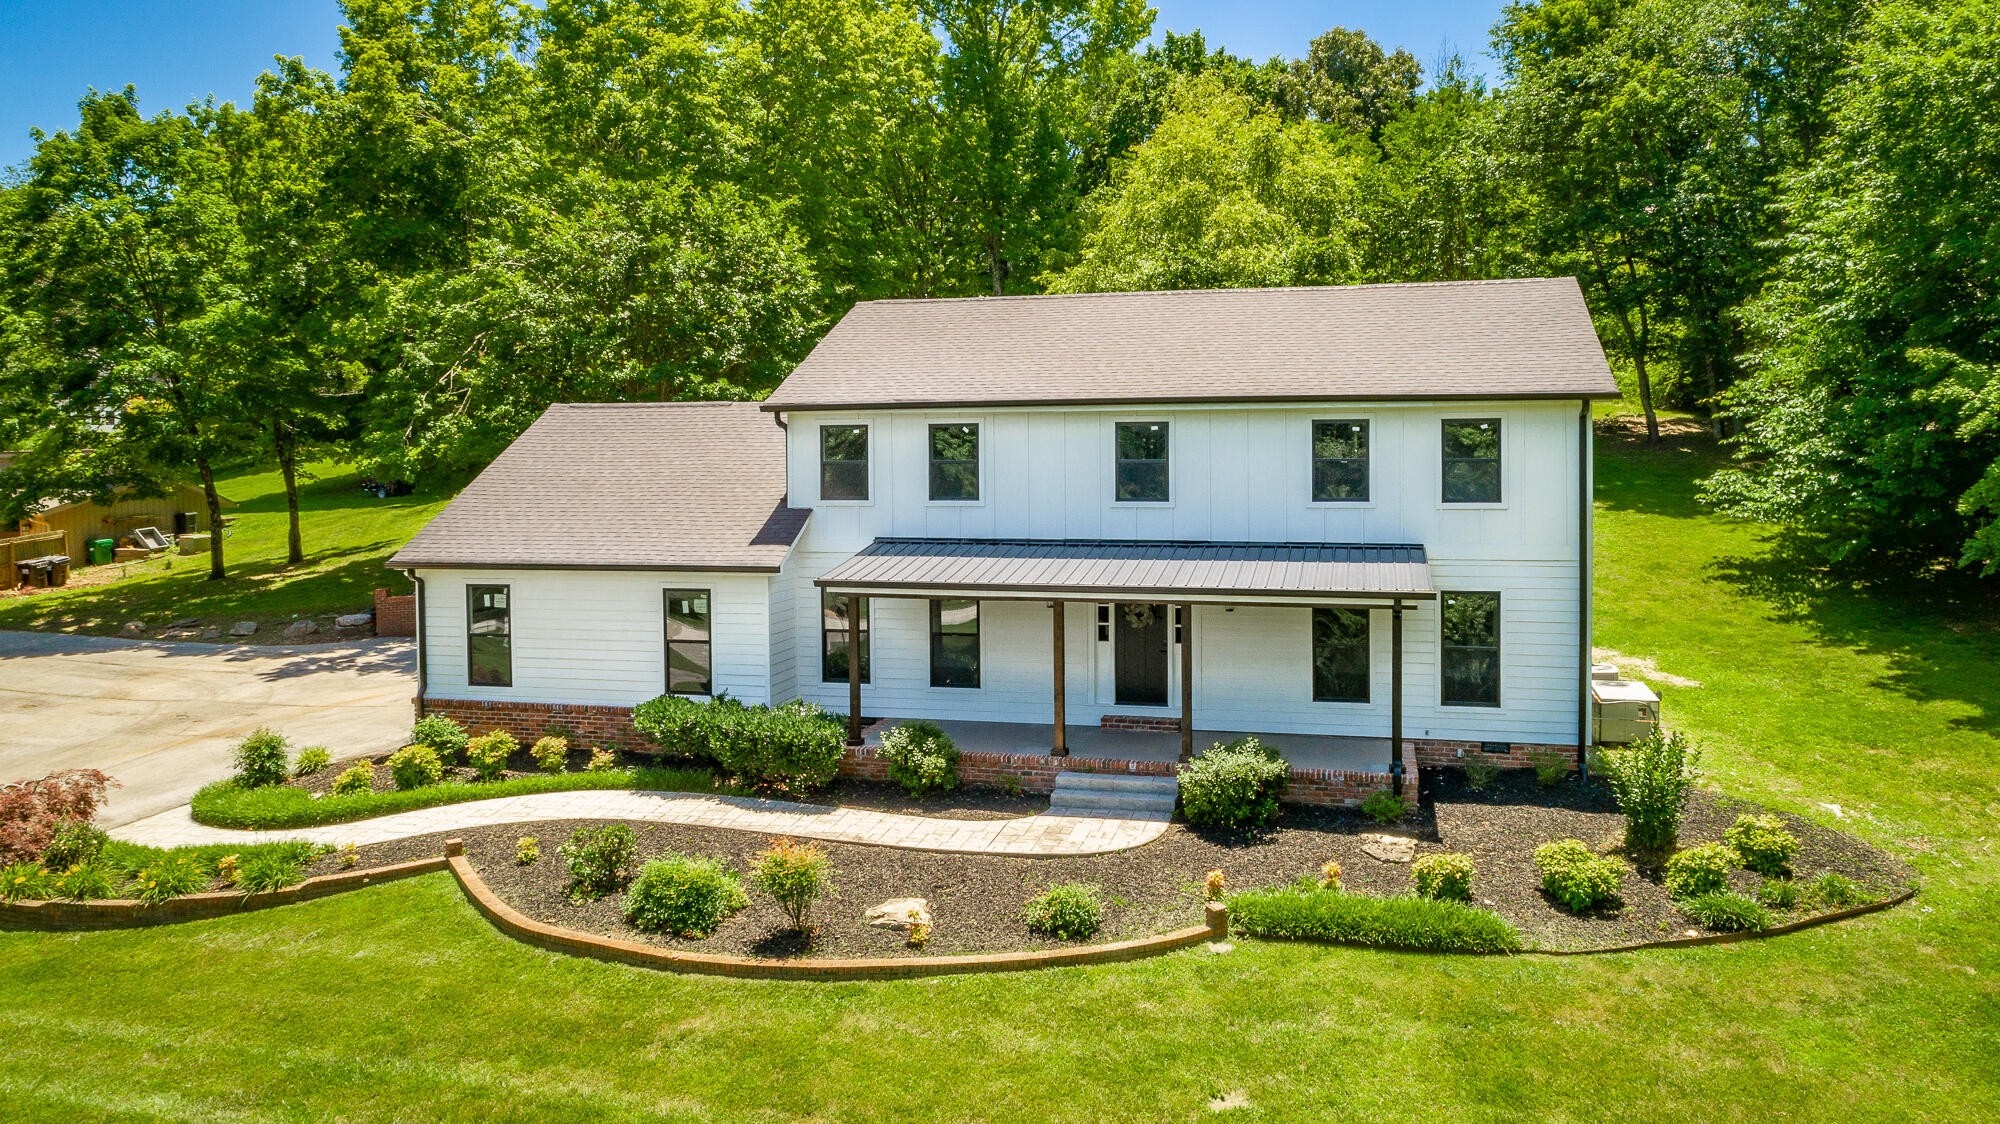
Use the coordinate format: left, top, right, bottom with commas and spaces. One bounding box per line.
763, 278, 1617, 411
389, 402, 808, 572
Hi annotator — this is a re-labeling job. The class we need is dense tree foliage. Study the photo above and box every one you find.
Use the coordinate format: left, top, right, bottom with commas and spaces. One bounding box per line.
0, 0, 1994, 580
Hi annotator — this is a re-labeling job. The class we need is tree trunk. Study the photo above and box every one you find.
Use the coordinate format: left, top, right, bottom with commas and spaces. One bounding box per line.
274, 416, 304, 567
986, 233, 1006, 296
1633, 347, 1659, 445
196, 456, 226, 581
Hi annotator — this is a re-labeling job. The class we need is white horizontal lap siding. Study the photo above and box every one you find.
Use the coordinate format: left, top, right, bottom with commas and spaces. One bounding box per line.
767, 557, 798, 705
1407, 559, 1580, 745
417, 568, 773, 708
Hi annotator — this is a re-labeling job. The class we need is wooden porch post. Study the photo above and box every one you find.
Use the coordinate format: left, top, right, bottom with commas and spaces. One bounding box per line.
1391, 600, 1405, 796
1052, 601, 1068, 756
845, 591, 864, 747
1178, 602, 1195, 762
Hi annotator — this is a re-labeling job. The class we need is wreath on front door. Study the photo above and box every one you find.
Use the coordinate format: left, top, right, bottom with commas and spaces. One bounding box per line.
1120, 604, 1156, 630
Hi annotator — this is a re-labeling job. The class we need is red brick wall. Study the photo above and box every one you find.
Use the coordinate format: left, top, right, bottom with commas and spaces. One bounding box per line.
1099, 714, 1183, 733
839, 747, 1409, 808
374, 588, 416, 637
421, 697, 647, 751
1412, 739, 1582, 772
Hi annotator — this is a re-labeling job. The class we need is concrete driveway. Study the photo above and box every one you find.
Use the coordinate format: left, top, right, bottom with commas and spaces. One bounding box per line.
0, 631, 416, 827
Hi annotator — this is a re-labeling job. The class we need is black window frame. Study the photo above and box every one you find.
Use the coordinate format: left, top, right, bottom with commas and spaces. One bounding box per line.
929, 598, 980, 689
1440, 591, 1501, 708
1311, 419, 1370, 502
1114, 421, 1170, 503
1311, 607, 1370, 703
927, 422, 980, 502
664, 588, 713, 697
819, 423, 870, 502
1441, 418, 1503, 504
820, 591, 870, 684
467, 584, 512, 688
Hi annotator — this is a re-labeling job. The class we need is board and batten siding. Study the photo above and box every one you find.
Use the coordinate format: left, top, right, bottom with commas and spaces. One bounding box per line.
418, 568, 774, 708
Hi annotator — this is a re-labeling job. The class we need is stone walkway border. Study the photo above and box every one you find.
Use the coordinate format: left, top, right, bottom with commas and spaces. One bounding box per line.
114, 789, 1170, 856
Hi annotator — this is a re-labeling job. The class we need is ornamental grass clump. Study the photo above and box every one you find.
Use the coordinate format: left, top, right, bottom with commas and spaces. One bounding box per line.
1724, 813, 1799, 877
231, 727, 292, 789
465, 730, 517, 781
1023, 882, 1104, 941
409, 715, 469, 764
1462, 757, 1501, 792
1360, 790, 1409, 825
1527, 747, 1571, 787
560, 824, 637, 901
330, 762, 374, 797
752, 838, 833, 933
1177, 737, 1288, 828
1664, 842, 1740, 900
1533, 838, 1625, 912
1802, 872, 1863, 909
625, 854, 750, 937
130, 854, 209, 905
2, 861, 54, 902
235, 846, 312, 893
1411, 852, 1476, 902
292, 747, 331, 776
386, 745, 444, 791
1597, 729, 1701, 854
54, 861, 118, 900
878, 720, 961, 796
1227, 885, 1521, 953
530, 736, 569, 773
1679, 891, 1771, 932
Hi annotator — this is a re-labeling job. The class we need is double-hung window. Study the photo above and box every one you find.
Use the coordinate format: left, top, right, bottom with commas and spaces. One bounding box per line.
1311, 420, 1369, 502
1442, 419, 1502, 503
1311, 607, 1370, 702
1115, 421, 1169, 502
821, 592, 870, 683
928, 423, 979, 501
820, 424, 869, 501
1440, 592, 1501, 707
929, 599, 980, 688
664, 588, 712, 696
467, 585, 511, 687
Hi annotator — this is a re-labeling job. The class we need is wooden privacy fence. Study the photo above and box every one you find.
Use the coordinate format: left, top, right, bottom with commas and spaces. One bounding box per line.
1, 530, 67, 571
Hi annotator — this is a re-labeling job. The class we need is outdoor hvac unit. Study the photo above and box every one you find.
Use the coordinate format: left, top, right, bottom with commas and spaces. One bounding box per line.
1591, 675, 1661, 744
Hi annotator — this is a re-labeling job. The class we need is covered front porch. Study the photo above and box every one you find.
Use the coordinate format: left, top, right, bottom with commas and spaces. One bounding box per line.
860, 718, 1392, 774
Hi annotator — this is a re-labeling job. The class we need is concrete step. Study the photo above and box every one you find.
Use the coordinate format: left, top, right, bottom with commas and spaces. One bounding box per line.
1047, 771, 1179, 820
1053, 771, 1180, 795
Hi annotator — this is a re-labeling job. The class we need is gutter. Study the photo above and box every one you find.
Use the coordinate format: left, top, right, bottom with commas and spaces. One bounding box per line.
403, 568, 427, 718
1577, 399, 1593, 779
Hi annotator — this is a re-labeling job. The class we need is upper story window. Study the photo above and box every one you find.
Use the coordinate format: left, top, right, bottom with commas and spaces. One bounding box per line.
1312, 420, 1369, 502
820, 424, 869, 501
467, 585, 511, 687
664, 588, 712, 696
1311, 607, 1369, 702
1441, 591, 1501, 707
1442, 419, 1502, 504
1115, 421, 1169, 502
928, 423, 979, 501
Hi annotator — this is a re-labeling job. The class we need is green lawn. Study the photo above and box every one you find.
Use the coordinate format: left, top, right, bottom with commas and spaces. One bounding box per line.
3, 421, 1998, 1121
0, 461, 448, 635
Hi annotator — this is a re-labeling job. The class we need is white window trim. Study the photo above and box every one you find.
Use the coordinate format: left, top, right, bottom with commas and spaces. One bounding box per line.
1304, 415, 1378, 509
1107, 417, 1175, 508
816, 421, 874, 507
1438, 417, 1507, 510
922, 416, 988, 507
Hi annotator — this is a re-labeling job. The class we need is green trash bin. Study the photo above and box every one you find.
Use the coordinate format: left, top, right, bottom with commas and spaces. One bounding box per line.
87, 538, 115, 565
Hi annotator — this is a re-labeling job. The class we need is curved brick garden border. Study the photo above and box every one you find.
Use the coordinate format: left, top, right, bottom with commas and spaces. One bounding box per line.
0, 855, 446, 931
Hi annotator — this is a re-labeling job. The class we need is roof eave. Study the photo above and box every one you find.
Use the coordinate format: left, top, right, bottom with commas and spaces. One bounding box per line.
762, 389, 1622, 412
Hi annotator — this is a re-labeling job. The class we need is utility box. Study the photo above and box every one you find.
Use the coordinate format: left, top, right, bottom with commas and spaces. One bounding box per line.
1592, 678, 1660, 744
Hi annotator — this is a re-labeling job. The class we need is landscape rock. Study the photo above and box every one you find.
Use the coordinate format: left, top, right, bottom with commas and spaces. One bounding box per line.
163, 629, 201, 641
334, 612, 374, 629
167, 617, 200, 630
199, 626, 222, 641
864, 897, 933, 931
229, 620, 258, 637
1360, 834, 1416, 864
283, 619, 320, 639
119, 621, 145, 637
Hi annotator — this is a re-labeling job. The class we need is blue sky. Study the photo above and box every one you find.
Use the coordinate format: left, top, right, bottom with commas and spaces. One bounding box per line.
0, 0, 1508, 169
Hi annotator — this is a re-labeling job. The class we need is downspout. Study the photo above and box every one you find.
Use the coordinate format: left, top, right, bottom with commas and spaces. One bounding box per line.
1577, 400, 1592, 780
403, 568, 428, 719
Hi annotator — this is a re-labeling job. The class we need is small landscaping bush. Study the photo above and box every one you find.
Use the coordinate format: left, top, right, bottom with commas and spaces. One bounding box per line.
235, 847, 311, 893
386, 745, 444, 791
1534, 838, 1625, 911
1803, 872, 1863, 909
465, 730, 517, 781
330, 761, 375, 796
0, 768, 115, 864
1204, 869, 1226, 901
293, 747, 331, 776
1360, 790, 1409, 824
1664, 842, 1740, 900
215, 854, 240, 885
42, 820, 108, 871
2, 861, 54, 902
54, 861, 118, 900
625, 854, 750, 937
1724, 814, 1799, 877
231, 727, 292, 789
878, 720, 961, 796
1679, 891, 1771, 932
530, 736, 569, 773
1526, 747, 1571, 787
1462, 757, 1500, 792
1023, 882, 1104, 941
1319, 859, 1343, 890
1411, 852, 1475, 902
1227, 885, 1522, 953
752, 838, 834, 932
585, 747, 617, 772
338, 844, 358, 870
1177, 737, 1288, 828
1597, 729, 1701, 853
516, 836, 540, 865
633, 694, 846, 793
410, 715, 469, 763
560, 824, 637, 901
1758, 877, 1801, 909
632, 694, 713, 758
130, 854, 210, 905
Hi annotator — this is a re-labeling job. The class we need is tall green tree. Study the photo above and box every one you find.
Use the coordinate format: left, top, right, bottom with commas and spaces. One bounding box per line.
1292, 26, 1420, 144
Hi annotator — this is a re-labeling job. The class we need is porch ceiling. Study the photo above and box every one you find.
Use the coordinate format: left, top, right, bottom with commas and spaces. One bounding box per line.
814, 538, 1435, 603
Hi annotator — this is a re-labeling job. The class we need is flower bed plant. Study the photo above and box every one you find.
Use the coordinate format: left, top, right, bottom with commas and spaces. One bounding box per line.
1410, 852, 1476, 901
625, 854, 749, 936
189, 764, 736, 829
877, 720, 961, 796
1022, 883, 1104, 941
1177, 737, 1288, 828
1227, 884, 1522, 953
1533, 839, 1625, 912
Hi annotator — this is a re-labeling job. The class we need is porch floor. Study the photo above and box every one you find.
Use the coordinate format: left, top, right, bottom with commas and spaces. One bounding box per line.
860, 719, 1392, 774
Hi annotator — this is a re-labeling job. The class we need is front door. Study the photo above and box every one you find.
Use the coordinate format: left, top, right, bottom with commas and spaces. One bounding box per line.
1114, 603, 1170, 706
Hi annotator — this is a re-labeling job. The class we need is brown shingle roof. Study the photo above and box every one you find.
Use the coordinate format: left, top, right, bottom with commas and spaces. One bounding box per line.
389, 402, 808, 571
763, 278, 1617, 411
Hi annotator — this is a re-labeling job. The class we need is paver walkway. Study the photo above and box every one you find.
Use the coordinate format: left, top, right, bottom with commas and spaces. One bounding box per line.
112, 789, 1171, 856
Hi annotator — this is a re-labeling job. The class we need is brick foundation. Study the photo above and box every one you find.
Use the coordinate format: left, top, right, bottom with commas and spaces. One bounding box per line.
1099, 714, 1183, 733
374, 587, 416, 637
839, 746, 1411, 809
1411, 739, 1583, 773
421, 697, 648, 752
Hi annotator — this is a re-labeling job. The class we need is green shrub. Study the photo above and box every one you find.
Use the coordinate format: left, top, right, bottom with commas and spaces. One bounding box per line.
1802, 872, 1864, 909
292, 747, 331, 776
1527, 747, 1571, 787
129, 853, 211, 905
1177, 737, 1288, 828
410, 715, 469, 763
42, 820, 108, 870
560, 824, 637, 901
1758, 877, 1801, 909
1597, 729, 1701, 853
1680, 891, 1771, 932
1360, 790, 1409, 824
1664, 842, 1740, 900
231, 727, 292, 788
586, 747, 618, 772
516, 836, 539, 865
633, 695, 845, 793
1411, 852, 1476, 902
330, 761, 375, 796
235, 848, 308, 893
625, 854, 750, 936
1227, 886, 1522, 953
189, 766, 730, 829
632, 694, 713, 758
2, 861, 54, 902
1462, 757, 1501, 792
465, 730, 517, 781
751, 838, 834, 932
530, 735, 569, 773
386, 745, 444, 791
1023, 882, 1104, 941
54, 861, 117, 900
1533, 838, 1625, 911
1724, 813, 1799, 877
878, 720, 961, 796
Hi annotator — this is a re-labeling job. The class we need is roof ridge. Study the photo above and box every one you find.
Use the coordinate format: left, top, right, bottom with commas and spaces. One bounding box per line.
854, 277, 1571, 308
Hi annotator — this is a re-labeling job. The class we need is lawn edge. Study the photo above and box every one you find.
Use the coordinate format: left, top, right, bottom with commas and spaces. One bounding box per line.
0, 854, 447, 930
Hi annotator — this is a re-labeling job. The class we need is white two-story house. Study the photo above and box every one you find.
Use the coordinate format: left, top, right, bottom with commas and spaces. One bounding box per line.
390, 279, 1617, 796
